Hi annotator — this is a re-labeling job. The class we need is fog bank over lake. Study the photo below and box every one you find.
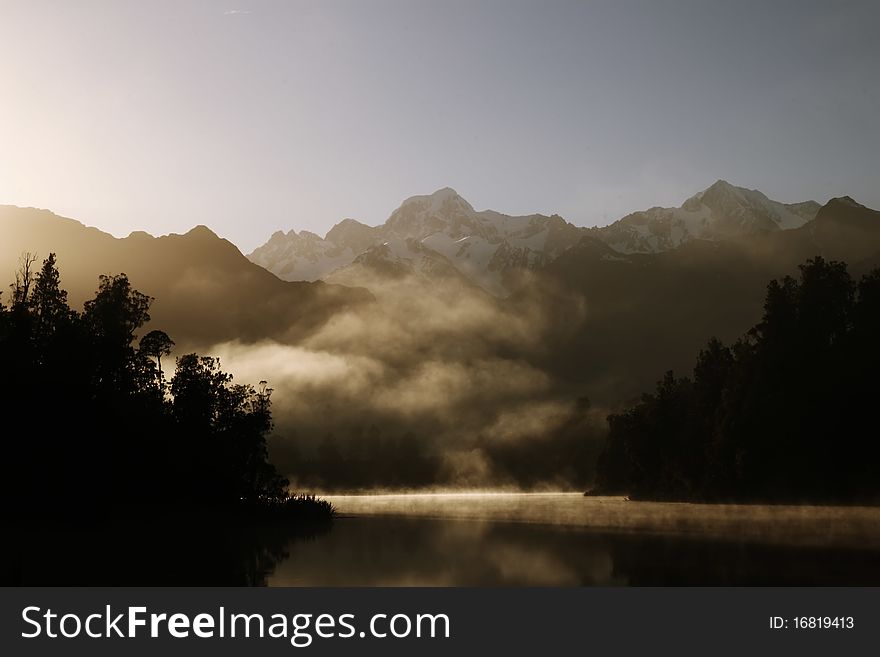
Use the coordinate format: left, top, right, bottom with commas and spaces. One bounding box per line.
268, 493, 880, 587
325, 493, 880, 549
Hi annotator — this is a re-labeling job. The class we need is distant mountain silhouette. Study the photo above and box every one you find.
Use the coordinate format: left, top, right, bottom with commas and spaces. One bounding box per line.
0, 206, 371, 347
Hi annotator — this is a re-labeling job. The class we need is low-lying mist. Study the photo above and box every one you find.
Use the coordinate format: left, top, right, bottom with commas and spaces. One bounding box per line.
207, 272, 607, 491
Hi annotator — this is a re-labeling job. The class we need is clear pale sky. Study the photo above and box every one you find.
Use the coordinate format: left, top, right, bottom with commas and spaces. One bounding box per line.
1, 0, 878, 252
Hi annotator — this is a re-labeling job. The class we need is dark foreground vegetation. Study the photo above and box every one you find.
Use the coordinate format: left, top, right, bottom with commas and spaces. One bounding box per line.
595, 257, 880, 504
0, 253, 332, 583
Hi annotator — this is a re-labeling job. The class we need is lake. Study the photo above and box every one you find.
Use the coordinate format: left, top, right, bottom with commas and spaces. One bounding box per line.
268, 493, 880, 586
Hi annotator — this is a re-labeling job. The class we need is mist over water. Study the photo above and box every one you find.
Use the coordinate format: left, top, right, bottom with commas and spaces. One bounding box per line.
326, 493, 880, 549
268, 493, 880, 586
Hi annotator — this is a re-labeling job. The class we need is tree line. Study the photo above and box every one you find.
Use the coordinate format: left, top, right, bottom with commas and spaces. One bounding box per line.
595, 257, 880, 503
0, 253, 326, 520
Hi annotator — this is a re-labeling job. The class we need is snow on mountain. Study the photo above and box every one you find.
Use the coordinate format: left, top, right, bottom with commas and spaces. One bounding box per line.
378, 188, 586, 293
249, 188, 586, 295
324, 236, 471, 289
247, 181, 821, 294
248, 219, 378, 281
595, 180, 820, 254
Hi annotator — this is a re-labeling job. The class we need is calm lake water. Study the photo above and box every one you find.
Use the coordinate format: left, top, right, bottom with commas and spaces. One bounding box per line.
268, 493, 880, 586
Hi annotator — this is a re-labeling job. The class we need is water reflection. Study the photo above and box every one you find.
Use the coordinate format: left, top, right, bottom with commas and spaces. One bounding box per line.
2, 516, 328, 586
269, 493, 880, 586
6, 494, 880, 586
325, 493, 880, 549
268, 515, 880, 586
271, 517, 621, 586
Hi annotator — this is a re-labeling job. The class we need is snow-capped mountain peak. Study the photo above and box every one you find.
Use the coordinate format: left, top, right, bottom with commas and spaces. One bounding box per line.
385, 187, 478, 240
400, 187, 474, 212
248, 187, 586, 295
597, 180, 820, 253
692, 178, 738, 201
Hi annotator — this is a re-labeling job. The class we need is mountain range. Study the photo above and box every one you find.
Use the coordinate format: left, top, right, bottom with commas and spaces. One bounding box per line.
249, 187, 583, 295
244, 183, 880, 405
248, 180, 824, 295
0, 205, 370, 348
3, 184, 879, 487
4, 185, 878, 392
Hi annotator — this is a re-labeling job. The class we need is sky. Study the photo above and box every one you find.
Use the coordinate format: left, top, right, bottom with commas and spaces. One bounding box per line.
1, 0, 878, 253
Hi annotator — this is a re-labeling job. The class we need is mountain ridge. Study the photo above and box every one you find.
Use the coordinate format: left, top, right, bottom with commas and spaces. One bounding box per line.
248, 181, 825, 294
0, 205, 372, 348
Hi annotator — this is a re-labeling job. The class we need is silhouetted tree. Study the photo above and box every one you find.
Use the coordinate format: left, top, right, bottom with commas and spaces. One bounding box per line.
596, 257, 880, 504
139, 329, 174, 381
170, 354, 288, 503
1, 256, 311, 519
30, 254, 71, 333
10, 252, 37, 310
